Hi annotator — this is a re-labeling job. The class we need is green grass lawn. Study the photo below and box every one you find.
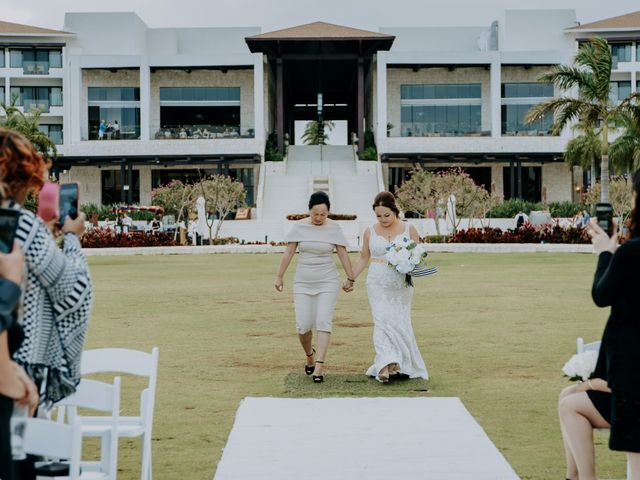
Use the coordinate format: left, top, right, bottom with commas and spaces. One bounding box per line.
85, 252, 626, 480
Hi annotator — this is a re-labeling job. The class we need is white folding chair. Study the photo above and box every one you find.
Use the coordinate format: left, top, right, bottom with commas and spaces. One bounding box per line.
80, 347, 159, 480
55, 378, 121, 480
576, 337, 602, 354
20, 418, 84, 480
576, 337, 630, 479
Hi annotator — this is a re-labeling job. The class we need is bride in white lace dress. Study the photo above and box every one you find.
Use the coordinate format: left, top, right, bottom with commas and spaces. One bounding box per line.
348, 192, 428, 383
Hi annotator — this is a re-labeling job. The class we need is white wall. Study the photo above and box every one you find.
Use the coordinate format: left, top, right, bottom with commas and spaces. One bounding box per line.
64, 13, 148, 55
385, 26, 492, 52
500, 10, 577, 52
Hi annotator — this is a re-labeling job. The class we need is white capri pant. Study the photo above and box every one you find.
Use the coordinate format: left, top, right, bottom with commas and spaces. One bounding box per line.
293, 291, 338, 334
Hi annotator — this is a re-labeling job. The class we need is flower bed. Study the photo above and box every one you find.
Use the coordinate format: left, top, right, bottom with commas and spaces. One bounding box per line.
449, 223, 590, 244
286, 214, 357, 221
81, 229, 177, 248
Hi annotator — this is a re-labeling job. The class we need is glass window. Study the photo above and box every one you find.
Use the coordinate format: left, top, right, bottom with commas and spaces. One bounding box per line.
400, 83, 481, 100
88, 87, 140, 102
0, 49, 4, 68
38, 124, 63, 145
9, 50, 22, 67
102, 170, 140, 204
502, 83, 553, 98
611, 43, 632, 63
50, 88, 63, 106
502, 166, 542, 202
49, 50, 62, 68
609, 81, 632, 103
159, 87, 240, 103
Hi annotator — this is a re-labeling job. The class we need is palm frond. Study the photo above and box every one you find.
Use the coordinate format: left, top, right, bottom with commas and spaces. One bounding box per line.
574, 38, 612, 102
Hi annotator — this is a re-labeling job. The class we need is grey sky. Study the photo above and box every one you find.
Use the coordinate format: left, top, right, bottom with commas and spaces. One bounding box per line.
1, 0, 639, 32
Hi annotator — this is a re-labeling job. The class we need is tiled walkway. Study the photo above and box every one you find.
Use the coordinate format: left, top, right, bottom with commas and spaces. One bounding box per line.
213, 397, 520, 480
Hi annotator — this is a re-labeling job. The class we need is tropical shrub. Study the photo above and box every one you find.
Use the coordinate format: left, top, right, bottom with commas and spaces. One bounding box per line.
81, 229, 177, 248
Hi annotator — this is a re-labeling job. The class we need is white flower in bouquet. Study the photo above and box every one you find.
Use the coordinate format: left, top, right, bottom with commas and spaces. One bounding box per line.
562, 350, 598, 381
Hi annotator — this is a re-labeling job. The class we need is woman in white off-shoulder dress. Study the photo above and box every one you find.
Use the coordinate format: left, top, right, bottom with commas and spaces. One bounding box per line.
350, 192, 428, 383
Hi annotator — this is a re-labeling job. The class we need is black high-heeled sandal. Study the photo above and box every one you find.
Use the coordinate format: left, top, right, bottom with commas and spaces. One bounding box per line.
304, 349, 316, 375
313, 361, 324, 383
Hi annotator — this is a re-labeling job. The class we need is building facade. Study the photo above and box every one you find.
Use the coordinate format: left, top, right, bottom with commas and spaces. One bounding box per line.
1, 10, 639, 216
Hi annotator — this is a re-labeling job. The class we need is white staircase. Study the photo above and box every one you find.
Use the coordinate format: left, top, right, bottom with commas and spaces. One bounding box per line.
219, 145, 381, 244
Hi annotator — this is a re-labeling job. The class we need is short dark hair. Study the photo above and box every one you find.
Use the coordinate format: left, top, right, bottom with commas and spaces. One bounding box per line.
372, 191, 400, 216
629, 170, 640, 238
308, 191, 330, 211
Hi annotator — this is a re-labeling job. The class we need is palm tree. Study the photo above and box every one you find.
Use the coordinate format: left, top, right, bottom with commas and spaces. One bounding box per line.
301, 120, 335, 145
526, 37, 632, 202
610, 95, 640, 173
564, 121, 601, 189
0, 101, 57, 160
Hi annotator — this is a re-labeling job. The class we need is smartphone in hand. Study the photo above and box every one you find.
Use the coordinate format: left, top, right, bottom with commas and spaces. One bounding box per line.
595, 202, 614, 237
59, 183, 80, 223
0, 208, 20, 253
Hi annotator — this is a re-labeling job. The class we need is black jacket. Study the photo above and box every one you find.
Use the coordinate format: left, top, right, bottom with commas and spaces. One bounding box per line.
592, 237, 640, 393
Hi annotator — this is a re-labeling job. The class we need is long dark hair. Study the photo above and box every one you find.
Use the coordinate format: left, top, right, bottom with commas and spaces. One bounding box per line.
629, 169, 640, 239
372, 191, 400, 216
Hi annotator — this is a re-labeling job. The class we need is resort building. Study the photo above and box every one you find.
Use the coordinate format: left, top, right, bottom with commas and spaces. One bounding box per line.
1, 10, 639, 239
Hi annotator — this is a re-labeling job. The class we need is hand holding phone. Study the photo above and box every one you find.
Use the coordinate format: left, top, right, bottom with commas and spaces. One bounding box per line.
595, 202, 615, 237
59, 183, 79, 223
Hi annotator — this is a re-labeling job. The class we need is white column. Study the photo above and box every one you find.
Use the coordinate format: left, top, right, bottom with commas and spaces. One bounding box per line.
3, 49, 9, 105
490, 54, 501, 138
68, 55, 82, 143
62, 46, 71, 147
253, 53, 265, 143
632, 71, 637, 93
139, 57, 151, 141
376, 51, 388, 150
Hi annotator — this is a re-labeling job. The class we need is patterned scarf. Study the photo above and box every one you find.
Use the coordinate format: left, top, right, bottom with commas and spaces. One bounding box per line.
12, 205, 93, 405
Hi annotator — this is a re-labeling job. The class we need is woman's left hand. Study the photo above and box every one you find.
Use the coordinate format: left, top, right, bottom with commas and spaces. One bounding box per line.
586, 218, 618, 254
342, 280, 354, 292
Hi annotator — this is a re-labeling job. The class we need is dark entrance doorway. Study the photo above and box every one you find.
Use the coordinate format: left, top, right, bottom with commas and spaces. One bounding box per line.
246, 22, 395, 153
281, 58, 365, 146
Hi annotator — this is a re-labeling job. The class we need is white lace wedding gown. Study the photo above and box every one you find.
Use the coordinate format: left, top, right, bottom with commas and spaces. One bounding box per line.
366, 223, 429, 380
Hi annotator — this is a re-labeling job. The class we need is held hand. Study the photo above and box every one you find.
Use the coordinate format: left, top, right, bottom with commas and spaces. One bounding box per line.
0, 243, 24, 285
342, 280, 354, 293
274, 276, 284, 292
62, 212, 87, 237
45, 218, 61, 238
586, 218, 618, 254
15, 364, 39, 415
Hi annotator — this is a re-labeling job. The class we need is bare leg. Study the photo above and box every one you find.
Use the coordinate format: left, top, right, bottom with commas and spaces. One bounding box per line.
558, 392, 609, 480
559, 386, 579, 479
628, 452, 640, 480
313, 331, 331, 376
298, 331, 314, 368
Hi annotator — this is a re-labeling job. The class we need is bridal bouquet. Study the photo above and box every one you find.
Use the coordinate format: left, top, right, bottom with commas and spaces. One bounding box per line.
562, 350, 598, 382
385, 236, 437, 286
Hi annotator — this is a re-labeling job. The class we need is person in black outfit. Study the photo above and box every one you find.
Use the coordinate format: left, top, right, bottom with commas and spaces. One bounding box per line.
558, 169, 640, 480
0, 241, 38, 480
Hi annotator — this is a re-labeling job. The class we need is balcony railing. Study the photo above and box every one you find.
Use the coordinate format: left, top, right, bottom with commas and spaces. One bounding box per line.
154, 125, 253, 140
22, 61, 50, 75
23, 99, 50, 113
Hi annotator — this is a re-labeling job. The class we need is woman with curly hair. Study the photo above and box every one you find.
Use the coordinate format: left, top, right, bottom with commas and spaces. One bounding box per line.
0, 127, 92, 405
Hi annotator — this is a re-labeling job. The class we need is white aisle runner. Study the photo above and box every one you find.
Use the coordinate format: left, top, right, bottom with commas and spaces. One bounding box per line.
213, 397, 520, 480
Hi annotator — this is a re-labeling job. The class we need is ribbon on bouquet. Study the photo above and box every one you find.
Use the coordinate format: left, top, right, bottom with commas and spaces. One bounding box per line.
410, 265, 438, 277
